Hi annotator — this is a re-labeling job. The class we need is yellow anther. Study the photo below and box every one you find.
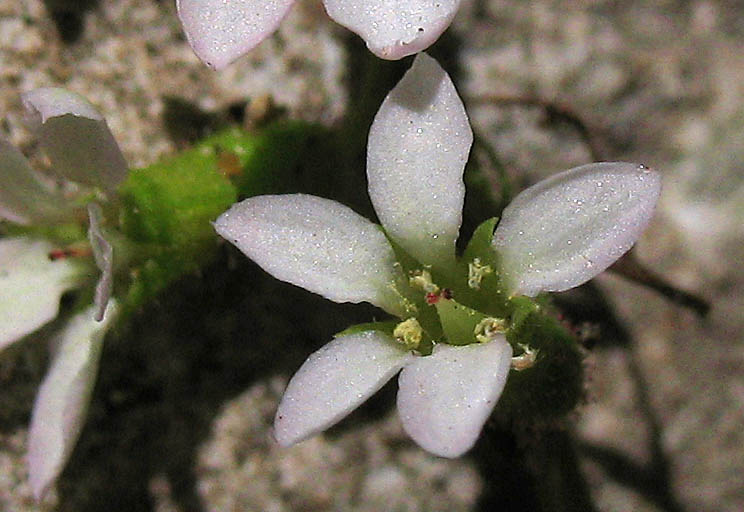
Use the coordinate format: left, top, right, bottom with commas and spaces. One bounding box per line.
393, 318, 424, 350
473, 317, 507, 343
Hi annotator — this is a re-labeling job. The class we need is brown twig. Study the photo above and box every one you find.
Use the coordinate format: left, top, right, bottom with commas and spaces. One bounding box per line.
610, 249, 710, 317
468, 94, 606, 162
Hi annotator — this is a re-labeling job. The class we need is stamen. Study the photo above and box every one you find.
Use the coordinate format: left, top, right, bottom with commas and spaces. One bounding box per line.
473, 317, 507, 343
393, 318, 424, 350
409, 269, 439, 294
468, 258, 493, 290
511, 344, 538, 371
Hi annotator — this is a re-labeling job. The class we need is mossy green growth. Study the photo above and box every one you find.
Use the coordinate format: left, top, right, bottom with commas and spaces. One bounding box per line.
118, 134, 237, 309
118, 120, 325, 251
499, 304, 584, 422
197, 121, 332, 198
119, 149, 236, 250
3, 221, 87, 247
116, 121, 330, 311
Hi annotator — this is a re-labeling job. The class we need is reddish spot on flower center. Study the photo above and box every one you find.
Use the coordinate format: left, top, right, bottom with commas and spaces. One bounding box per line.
48, 247, 91, 261
425, 288, 453, 304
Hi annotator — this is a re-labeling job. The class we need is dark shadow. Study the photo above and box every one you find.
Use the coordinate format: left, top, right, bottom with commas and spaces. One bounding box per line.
0, 291, 87, 433
55, 248, 383, 511
473, 425, 542, 512
42, 0, 99, 44
579, 442, 687, 512
474, 424, 597, 512
161, 97, 246, 148
578, 349, 689, 512
552, 281, 632, 349
550, 279, 686, 511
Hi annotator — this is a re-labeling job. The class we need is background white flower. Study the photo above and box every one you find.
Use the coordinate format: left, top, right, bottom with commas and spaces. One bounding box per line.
215, 53, 661, 457
177, 0, 460, 69
0, 88, 126, 498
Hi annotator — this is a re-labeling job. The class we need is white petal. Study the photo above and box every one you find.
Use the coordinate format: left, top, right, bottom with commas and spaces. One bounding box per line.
493, 162, 662, 296
22, 88, 128, 193
0, 137, 72, 225
367, 53, 471, 269
274, 331, 413, 446
0, 238, 84, 351
177, 0, 295, 70
215, 194, 407, 316
397, 337, 512, 458
87, 204, 113, 322
27, 301, 118, 500
324, 0, 459, 59
22, 88, 103, 122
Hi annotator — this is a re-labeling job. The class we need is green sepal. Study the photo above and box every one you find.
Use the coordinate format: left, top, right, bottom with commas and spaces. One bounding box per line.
462, 217, 498, 265
335, 320, 398, 338
457, 217, 509, 316
435, 298, 490, 346
2, 222, 87, 246
122, 250, 204, 314
383, 229, 425, 277
379, 230, 445, 343
509, 295, 541, 331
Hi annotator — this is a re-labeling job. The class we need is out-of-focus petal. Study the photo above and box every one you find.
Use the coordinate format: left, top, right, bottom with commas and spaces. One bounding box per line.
215, 194, 407, 316
397, 337, 512, 458
176, 0, 296, 70
0, 238, 84, 351
22, 88, 128, 194
27, 301, 118, 500
492, 162, 662, 297
274, 331, 413, 446
0, 138, 71, 225
324, 0, 460, 59
87, 204, 113, 322
367, 53, 471, 270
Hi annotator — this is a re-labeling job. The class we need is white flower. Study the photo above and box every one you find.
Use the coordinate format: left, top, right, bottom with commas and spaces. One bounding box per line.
215, 53, 661, 457
177, 0, 460, 69
1, 88, 127, 498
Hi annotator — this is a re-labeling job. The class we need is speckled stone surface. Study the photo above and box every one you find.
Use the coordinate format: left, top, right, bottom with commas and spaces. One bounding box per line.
0, 0, 742, 510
